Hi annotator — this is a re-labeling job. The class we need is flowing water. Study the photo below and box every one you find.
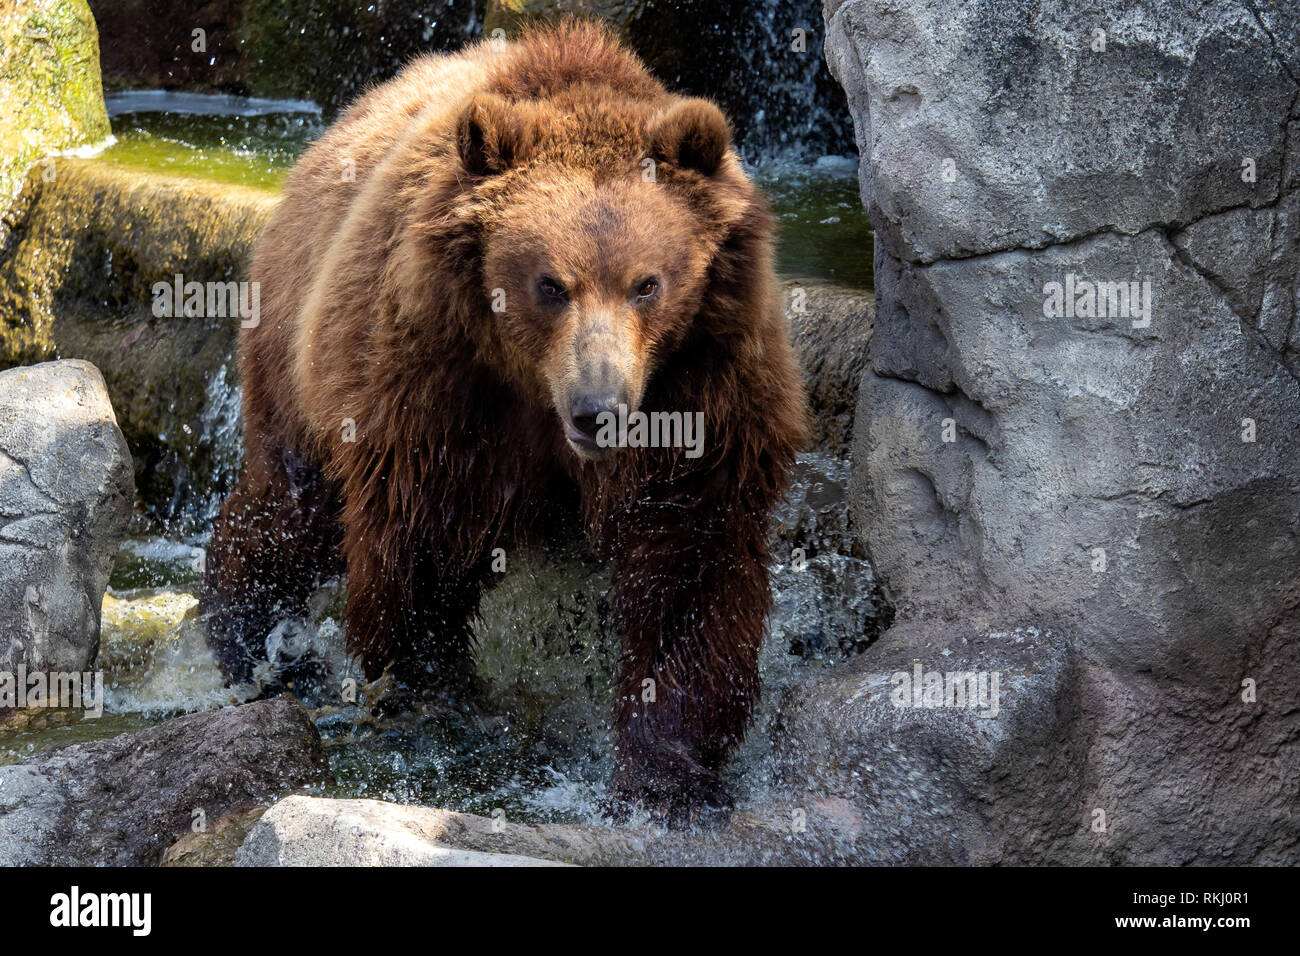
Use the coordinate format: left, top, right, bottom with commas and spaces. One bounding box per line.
27, 452, 883, 825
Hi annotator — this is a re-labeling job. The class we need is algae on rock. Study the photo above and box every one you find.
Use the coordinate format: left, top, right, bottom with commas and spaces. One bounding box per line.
0, 159, 277, 524
0, 0, 110, 212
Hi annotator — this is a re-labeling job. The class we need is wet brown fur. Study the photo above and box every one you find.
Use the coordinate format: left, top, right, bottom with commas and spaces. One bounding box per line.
202, 20, 808, 820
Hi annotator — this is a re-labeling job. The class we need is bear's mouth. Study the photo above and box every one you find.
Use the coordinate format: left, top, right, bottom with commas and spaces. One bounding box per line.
562, 420, 617, 459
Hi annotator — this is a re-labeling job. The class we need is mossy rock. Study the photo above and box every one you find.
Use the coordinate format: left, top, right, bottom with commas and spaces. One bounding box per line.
0, 0, 110, 212
0, 159, 277, 524
100, 589, 199, 672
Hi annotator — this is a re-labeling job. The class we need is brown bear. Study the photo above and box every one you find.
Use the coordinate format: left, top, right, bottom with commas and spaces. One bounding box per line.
202, 19, 807, 822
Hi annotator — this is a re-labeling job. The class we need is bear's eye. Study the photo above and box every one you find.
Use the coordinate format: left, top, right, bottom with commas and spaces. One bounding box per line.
537, 276, 568, 302
635, 277, 660, 300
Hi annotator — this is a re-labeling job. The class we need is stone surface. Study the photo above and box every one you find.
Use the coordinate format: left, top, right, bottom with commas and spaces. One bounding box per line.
774, 620, 1081, 864
0, 160, 276, 524
784, 279, 871, 456
0, 361, 133, 693
236, 793, 869, 866
826, 0, 1300, 862
0, 0, 110, 212
237, 796, 574, 866
161, 805, 266, 866
0, 697, 328, 865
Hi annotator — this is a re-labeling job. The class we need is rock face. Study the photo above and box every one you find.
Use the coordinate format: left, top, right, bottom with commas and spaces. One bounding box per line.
0, 697, 328, 865
0, 160, 276, 524
0, 361, 133, 695
825, 0, 1300, 862
0, 0, 110, 212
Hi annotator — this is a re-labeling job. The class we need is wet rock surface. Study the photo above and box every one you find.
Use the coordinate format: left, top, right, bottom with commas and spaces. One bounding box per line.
0, 361, 133, 699
826, 0, 1300, 862
0, 0, 110, 212
0, 160, 275, 523
236, 793, 869, 866
783, 279, 872, 457
0, 697, 328, 865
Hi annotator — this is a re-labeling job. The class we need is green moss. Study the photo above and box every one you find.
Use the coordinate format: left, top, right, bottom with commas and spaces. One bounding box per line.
0, 0, 111, 209
0, 159, 277, 523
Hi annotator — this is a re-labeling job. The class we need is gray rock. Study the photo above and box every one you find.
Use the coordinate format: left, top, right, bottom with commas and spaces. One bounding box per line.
0, 697, 329, 865
826, 0, 1300, 862
0, 161, 276, 525
0, 360, 133, 695
236, 793, 870, 866
236, 796, 573, 867
826, 0, 1295, 264
784, 279, 873, 456
773, 620, 1082, 864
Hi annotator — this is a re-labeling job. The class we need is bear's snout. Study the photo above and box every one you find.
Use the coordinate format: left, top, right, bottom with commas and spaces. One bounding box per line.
566, 391, 625, 454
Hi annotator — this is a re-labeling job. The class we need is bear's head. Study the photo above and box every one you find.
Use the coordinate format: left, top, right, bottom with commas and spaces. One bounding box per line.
456, 91, 753, 460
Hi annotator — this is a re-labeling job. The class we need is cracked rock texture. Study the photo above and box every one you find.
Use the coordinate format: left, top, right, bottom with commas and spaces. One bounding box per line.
0, 360, 133, 693
0, 697, 328, 865
825, 0, 1300, 861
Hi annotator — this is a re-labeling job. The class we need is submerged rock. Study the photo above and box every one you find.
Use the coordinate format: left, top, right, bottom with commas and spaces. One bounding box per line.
0, 360, 133, 717
0, 697, 328, 865
99, 588, 197, 671
0, 0, 110, 214
826, 0, 1300, 862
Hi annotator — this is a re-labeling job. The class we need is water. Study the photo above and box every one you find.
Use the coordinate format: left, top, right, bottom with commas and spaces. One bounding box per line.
0, 453, 882, 824
97, 92, 872, 288
100, 92, 322, 190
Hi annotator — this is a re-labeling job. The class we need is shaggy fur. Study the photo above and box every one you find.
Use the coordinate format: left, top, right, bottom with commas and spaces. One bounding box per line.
202, 20, 808, 821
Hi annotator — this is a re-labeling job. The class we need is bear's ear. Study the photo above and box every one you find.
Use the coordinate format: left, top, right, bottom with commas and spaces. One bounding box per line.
650, 98, 731, 176
457, 94, 535, 176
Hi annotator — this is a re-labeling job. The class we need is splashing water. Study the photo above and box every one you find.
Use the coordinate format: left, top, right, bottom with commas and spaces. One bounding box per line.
14, 452, 882, 823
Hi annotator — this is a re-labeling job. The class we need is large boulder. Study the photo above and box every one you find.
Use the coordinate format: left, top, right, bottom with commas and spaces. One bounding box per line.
0, 697, 329, 865
0, 0, 110, 213
825, 0, 1300, 862
0, 360, 133, 707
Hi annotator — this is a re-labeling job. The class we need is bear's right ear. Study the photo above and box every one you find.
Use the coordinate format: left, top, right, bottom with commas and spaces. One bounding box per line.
457, 93, 535, 176
650, 98, 732, 177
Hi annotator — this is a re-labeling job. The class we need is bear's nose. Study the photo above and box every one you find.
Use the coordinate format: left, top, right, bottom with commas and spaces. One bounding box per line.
568, 394, 620, 443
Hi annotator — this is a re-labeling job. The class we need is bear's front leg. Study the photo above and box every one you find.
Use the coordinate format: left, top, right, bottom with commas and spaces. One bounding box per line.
607, 496, 772, 826
338, 483, 485, 697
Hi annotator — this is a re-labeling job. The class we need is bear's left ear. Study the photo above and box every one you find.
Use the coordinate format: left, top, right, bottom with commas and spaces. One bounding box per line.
650, 98, 732, 177
457, 93, 536, 176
